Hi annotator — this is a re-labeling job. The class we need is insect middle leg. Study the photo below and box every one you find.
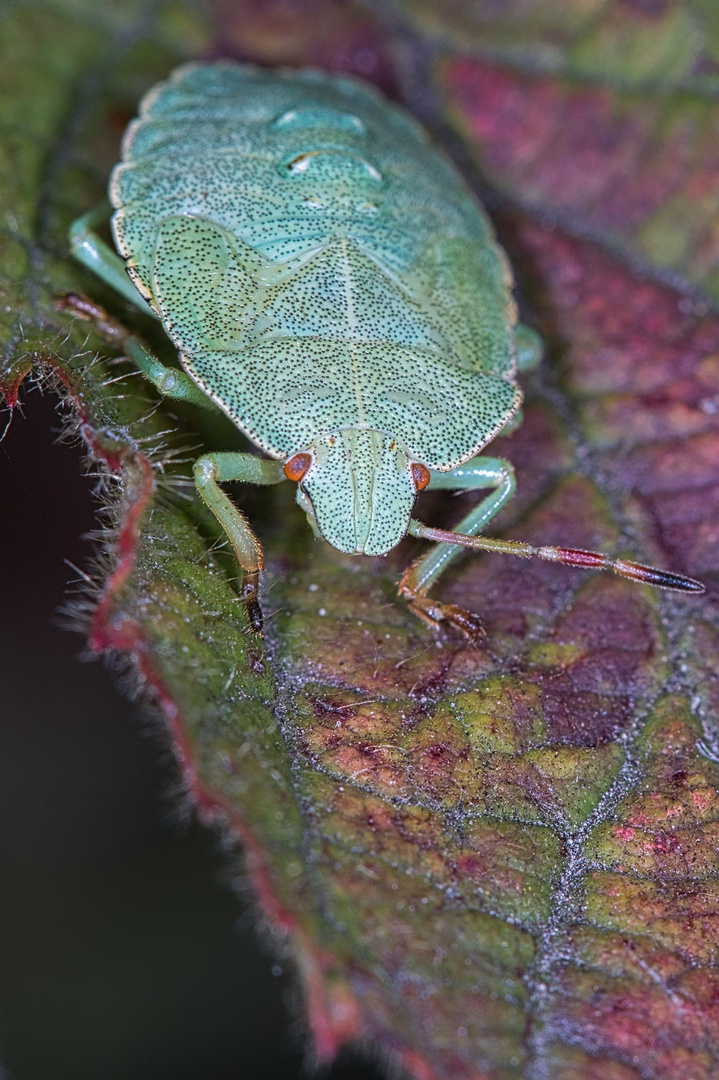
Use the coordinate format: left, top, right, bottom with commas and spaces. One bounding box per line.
398, 456, 516, 639
57, 293, 212, 409
193, 452, 286, 635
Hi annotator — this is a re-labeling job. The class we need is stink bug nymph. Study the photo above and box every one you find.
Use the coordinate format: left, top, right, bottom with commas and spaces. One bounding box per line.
63, 62, 704, 638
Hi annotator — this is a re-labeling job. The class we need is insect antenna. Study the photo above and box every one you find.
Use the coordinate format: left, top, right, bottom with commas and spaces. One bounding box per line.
409, 522, 705, 594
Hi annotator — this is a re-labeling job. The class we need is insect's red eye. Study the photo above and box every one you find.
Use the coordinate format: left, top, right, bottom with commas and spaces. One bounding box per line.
411, 462, 431, 492
284, 452, 312, 482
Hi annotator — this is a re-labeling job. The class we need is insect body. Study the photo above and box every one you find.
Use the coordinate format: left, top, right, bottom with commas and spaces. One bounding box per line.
67, 62, 703, 638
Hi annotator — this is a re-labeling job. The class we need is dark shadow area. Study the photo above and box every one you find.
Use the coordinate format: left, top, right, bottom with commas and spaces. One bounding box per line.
0, 390, 383, 1079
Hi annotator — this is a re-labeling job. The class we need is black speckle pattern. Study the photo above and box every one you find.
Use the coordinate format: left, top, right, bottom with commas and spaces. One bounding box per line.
110, 62, 522, 552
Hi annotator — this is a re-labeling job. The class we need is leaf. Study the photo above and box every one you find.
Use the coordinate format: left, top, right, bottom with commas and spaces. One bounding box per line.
2, 1, 719, 1078
397, 0, 719, 305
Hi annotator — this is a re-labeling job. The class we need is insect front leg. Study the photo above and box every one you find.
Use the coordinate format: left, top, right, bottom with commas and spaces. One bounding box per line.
399, 456, 516, 640
401, 456, 703, 640
193, 452, 286, 635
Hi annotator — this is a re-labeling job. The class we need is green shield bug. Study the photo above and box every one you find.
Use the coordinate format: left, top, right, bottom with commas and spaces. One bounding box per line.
64, 61, 704, 638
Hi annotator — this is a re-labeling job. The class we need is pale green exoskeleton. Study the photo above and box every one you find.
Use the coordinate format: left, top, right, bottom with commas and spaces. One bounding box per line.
65, 62, 703, 638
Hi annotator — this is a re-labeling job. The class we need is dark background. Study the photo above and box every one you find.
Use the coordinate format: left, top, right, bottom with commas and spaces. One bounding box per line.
0, 391, 381, 1079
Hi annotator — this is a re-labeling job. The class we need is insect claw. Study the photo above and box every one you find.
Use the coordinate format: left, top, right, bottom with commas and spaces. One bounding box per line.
240, 571, 264, 637
441, 604, 486, 642
247, 649, 265, 675
406, 594, 485, 643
